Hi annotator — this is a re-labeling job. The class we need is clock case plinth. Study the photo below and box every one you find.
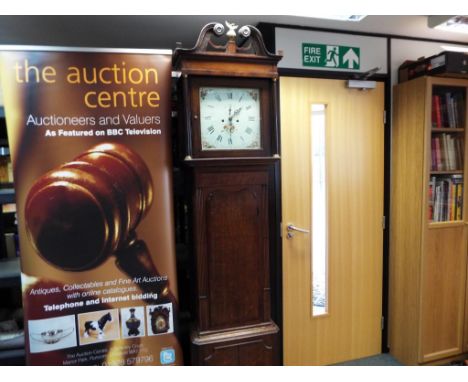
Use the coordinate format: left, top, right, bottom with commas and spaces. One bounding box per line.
173, 23, 282, 366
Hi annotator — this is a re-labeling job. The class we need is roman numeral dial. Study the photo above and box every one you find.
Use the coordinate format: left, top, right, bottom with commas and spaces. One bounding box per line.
199, 87, 261, 151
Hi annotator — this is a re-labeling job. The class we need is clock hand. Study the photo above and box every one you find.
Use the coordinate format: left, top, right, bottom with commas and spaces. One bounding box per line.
228, 105, 236, 123
232, 107, 242, 117
228, 128, 233, 145
227, 107, 242, 125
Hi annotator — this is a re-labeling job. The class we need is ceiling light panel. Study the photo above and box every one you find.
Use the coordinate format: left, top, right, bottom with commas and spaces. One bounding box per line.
300, 15, 367, 22
429, 15, 468, 34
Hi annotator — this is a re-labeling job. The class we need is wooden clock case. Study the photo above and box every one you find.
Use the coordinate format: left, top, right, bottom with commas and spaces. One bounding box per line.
173, 22, 282, 366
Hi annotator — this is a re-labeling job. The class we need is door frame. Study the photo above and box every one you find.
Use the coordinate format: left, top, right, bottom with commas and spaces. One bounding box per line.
273, 69, 391, 363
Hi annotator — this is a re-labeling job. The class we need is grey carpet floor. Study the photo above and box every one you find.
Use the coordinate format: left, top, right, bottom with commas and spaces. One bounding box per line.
333, 353, 402, 366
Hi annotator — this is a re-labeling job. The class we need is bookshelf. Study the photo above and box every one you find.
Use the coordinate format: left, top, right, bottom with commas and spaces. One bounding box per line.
390, 76, 468, 365
429, 85, 466, 224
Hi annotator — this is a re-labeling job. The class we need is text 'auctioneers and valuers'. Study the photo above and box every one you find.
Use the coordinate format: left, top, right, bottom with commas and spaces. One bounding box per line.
26, 114, 163, 137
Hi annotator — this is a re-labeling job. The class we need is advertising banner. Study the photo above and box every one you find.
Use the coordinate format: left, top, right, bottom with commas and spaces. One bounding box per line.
0, 48, 182, 365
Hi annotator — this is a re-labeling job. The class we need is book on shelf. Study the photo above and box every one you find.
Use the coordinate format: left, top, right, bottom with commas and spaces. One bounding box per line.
431, 89, 466, 129
446, 93, 454, 128
456, 136, 464, 170
456, 180, 463, 220
431, 133, 464, 171
429, 174, 463, 222
454, 91, 465, 128
432, 95, 442, 129
428, 177, 435, 220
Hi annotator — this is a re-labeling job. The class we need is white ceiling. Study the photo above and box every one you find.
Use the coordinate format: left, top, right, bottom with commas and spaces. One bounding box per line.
0, 16, 467, 50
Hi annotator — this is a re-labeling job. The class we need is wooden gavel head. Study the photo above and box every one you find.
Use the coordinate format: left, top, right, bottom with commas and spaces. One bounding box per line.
25, 143, 153, 271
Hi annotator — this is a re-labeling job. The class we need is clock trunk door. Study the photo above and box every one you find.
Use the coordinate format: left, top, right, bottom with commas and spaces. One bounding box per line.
280, 77, 385, 365
193, 170, 272, 332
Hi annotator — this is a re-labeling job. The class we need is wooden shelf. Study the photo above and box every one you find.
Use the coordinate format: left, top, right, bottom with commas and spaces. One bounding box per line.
431, 128, 465, 133
428, 221, 465, 229
430, 170, 464, 175
0, 258, 20, 288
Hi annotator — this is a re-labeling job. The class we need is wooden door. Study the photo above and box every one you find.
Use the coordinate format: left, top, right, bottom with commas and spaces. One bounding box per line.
280, 77, 385, 365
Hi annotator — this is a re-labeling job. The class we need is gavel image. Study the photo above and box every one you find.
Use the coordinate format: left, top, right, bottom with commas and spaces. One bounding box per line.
25, 142, 170, 301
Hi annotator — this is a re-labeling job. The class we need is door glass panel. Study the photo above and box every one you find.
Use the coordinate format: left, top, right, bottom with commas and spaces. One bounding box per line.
311, 104, 328, 317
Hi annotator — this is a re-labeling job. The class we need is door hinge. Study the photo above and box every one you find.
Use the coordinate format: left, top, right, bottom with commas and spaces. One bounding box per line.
280, 222, 283, 237
382, 216, 386, 230
381, 316, 385, 331
383, 110, 387, 125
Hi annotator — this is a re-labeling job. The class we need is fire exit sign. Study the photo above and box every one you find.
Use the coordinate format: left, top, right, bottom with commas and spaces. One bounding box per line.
302, 43, 360, 70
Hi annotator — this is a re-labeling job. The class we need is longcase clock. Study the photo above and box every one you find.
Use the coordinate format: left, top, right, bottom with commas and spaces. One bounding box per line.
173, 21, 282, 366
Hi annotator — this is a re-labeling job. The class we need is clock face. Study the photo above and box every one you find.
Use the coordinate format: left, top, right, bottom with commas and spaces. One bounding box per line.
199, 87, 261, 150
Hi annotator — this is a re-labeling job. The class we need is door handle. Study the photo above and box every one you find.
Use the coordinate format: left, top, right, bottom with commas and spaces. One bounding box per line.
286, 224, 310, 239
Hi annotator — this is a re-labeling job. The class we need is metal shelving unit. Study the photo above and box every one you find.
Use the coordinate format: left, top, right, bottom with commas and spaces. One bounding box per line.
0, 104, 23, 365
0, 258, 20, 288
0, 188, 14, 205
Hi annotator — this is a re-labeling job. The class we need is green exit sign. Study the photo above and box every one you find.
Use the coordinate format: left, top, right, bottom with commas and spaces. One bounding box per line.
302, 43, 360, 70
